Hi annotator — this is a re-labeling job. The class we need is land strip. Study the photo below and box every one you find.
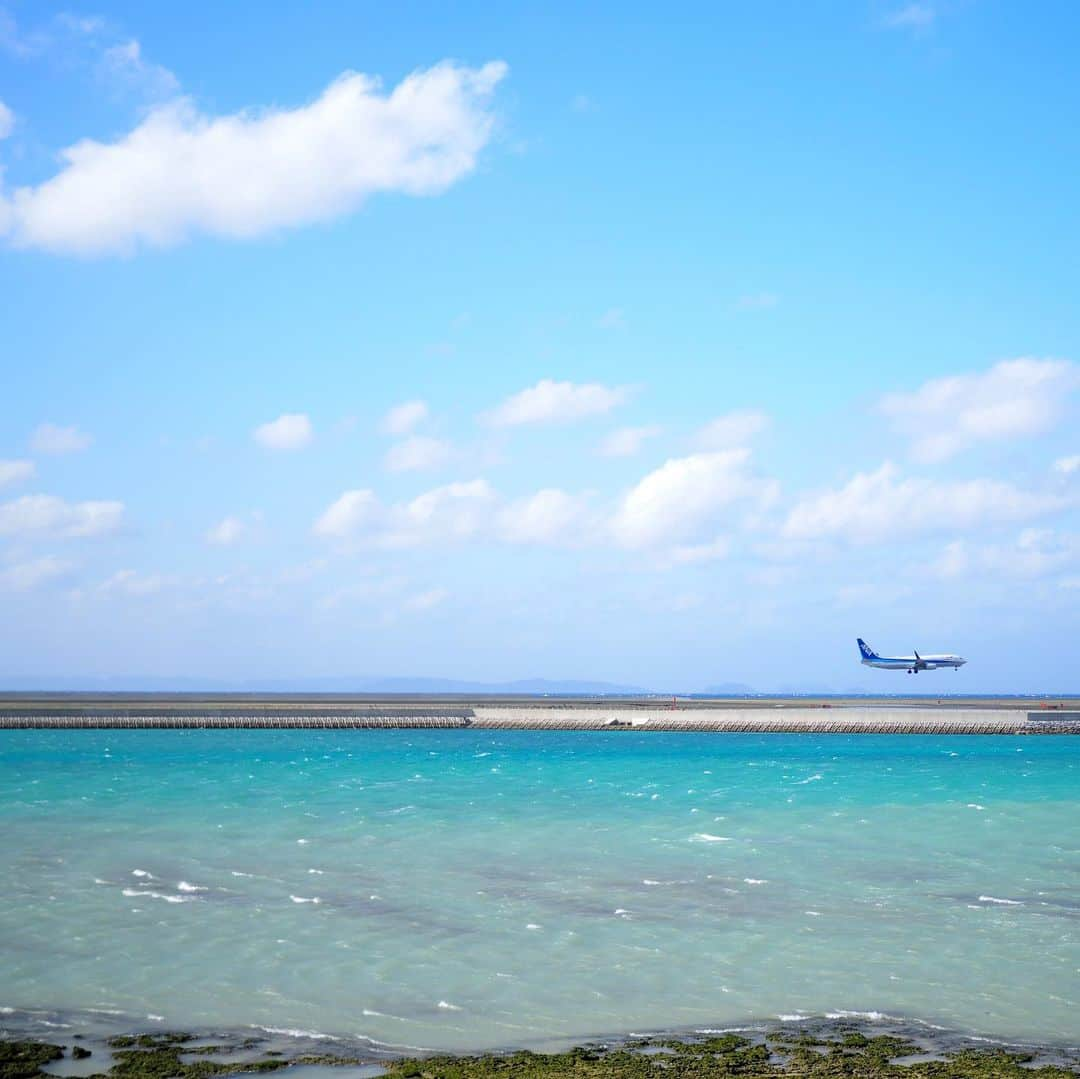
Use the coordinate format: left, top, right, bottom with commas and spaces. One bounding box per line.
0, 695, 1077, 732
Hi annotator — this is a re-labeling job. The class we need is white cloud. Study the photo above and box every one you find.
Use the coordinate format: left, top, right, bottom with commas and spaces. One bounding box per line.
98, 568, 164, 595
381, 399, 429, 435
30, 423, 92, 454
314, 479, 495, 549
783, 461, 1072, 543
0, 555, 74, 592
1, 60, 506, 255
485, 379, 629, 427
1054, 454, 1080, 476
612, 449, 774, 549
883, 3, 936, 29
403, 588, 449, 611
661, 538, 730, 567
0, 494, 124, 539
879, 358, 1078, 462
695, 410, 769, 450
933, 530, 1080, 580
497, 489, 592, 545
0, 459, 35, 488
384, 435, 451, 473
206, 515, 244, 546
313, 489, 380, 539
386, 479, 494, 548
99, 38, 179, 101
253, 413, 312, 450
0, 100, 14, 140
597, 425, 661, 458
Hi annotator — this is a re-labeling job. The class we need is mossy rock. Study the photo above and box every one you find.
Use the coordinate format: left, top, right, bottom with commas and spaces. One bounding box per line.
0, 1040, 64, 1079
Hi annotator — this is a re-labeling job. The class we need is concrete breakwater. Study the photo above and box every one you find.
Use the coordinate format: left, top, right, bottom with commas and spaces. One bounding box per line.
0, 702, 1078, 732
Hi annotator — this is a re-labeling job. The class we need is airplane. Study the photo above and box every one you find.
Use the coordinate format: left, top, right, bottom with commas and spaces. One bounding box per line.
857, 638, 966, 674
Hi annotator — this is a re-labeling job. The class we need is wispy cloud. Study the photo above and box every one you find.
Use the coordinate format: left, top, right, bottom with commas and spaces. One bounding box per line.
882, 3, 937, 30
30, 423, 92, 454
783, 462, 1073, 543
380, 400, 429, 436
879, 358, 1078, 462
0, 494, 124, 539
597, 425, 662, 458
484, 379, 629, 427
0, 459, 35, 488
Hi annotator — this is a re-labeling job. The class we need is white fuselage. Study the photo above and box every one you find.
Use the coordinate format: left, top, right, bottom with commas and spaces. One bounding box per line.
862, 654, 966, 671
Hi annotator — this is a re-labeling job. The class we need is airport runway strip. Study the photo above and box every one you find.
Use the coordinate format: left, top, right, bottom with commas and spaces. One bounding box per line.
0, 697, 1077, 732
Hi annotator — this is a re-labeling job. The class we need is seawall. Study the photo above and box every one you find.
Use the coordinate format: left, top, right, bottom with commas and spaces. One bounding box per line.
0, 700, 1077, 732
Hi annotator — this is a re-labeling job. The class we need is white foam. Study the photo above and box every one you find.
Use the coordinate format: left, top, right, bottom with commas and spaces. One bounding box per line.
131, 869, 154, 878
966, 803, 985, 810
177, 881, 207, 892
826, 1010, 891, 1020
297, 839, 310, 845
690, 833, 731, 842
777, 1013, 808, 1022
147, 1014, 165, 1022
122, 888, 192, 903
231, 871, 254, 878
437, 1001, 462, 1011
526, 923, 542, 930
253, 1025, 330, 1040
794, 774, 823, 784
94, 878, 109, 885
307, 869, 324, 875
805, 910, 822, 916
290, 895, 322, 904
978, 895, 1022, 905
743, 878, 768, 885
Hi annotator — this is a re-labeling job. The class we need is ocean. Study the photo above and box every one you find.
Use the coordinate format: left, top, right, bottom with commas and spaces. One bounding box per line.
1, 730, 1077, 1053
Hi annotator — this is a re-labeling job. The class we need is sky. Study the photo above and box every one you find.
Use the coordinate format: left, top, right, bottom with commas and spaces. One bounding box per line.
1, 1, 1078, 693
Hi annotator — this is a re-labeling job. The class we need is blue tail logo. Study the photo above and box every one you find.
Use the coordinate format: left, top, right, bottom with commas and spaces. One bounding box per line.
857, 638, 877, 661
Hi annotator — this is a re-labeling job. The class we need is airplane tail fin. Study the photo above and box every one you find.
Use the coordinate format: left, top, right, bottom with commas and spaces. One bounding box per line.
857, 638, 877, 661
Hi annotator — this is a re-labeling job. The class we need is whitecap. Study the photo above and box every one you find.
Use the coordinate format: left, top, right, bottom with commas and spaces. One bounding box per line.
290, 895, 322, 904
690, 833, 731, 842
252, 1025, 330, 1040
805, 910, 822, 916
743, 878, 768, 885
794, 774, 823, 785
122, 888, 192, 904
131, 869, 154, 878
966, 803, 985, 810
827, 1010, 890, 1020
177, 881, 207, 892
296, 839, 310, 845
777, 1013, 808, 1021
437, 1001, 462, 1011
308, 869, 324, 875
978, 895, 1022, 905
231, 871, 254, 878
147, 1014, 165, 1022
526, 923, 542, 930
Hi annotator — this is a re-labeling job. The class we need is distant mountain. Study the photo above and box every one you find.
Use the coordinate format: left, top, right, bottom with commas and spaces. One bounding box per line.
700, 682, 757, 696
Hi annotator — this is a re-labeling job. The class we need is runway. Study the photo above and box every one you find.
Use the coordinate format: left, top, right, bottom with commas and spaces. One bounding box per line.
0, 694, 1077, 732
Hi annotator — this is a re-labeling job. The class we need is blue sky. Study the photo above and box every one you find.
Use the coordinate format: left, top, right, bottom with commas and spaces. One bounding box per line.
1, 1, 1078, 692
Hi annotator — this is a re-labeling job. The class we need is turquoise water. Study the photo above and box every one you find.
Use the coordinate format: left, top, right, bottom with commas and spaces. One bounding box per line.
1, 731, 1077, 1051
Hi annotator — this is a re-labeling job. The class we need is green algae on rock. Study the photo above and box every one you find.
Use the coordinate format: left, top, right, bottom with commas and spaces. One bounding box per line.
3, 1030, 1079, 1079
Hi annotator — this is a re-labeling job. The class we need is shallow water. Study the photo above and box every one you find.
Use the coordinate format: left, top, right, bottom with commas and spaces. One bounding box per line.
0, 730, 1077, 1051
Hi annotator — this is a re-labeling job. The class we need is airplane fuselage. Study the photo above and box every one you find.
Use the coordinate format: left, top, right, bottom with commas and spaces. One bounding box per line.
857, 639, 966, 673
861, 654, 965, 671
